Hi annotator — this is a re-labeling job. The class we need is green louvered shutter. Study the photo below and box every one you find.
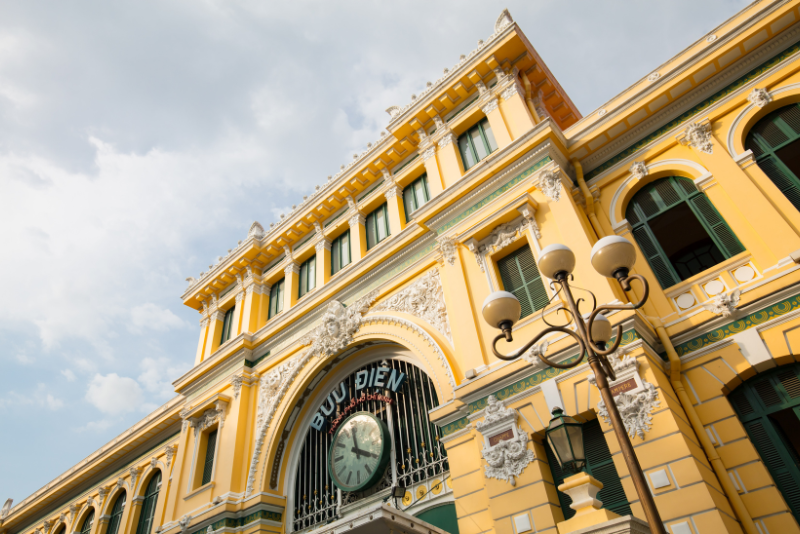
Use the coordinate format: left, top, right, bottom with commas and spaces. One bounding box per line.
746, 103, 800, 212
632, 226, 679, 288
730, 365, 800, 520
497, 246, 549, 319
688, 195, 745, 258
107, 493, 126, 534
545, 442, 575, 520
582, 419, 632, 517
136, 472, 162, 534
201, 429, 218, 485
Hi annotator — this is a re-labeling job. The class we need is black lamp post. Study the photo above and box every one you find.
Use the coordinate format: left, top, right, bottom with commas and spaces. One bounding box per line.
481, 235, 666, 534
546, 408, 586, 475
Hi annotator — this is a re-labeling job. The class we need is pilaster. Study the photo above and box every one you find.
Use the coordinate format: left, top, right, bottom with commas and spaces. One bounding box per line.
283, 262, 300, 311
195, 317, 209, 366
349, 213, 367, 262
498, 79, 535, 141
382, 170, 406, 236
420, 144, 444, 197
480, 95, 512, 149
315, 239, 332, 289
203, 310, 225, 360
436, 131, 465, 189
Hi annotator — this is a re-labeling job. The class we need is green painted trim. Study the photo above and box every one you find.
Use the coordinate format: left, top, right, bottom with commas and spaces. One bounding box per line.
673, 292, 800, 357
295, 232, 314, 249
357, 181, 384, 202
441, 330, 640, 436
325, 208, 347, 228
585, 41, 800, 181
245, 350, 270, 368
346, 242, 438, 304
393, 153, 420, 174
446, 94, 480, 122
435, 155, 552, 235
263, 257, 283, 273
189, 509, 283, 534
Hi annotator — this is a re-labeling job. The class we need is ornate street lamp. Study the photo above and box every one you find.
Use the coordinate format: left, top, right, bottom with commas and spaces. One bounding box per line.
481, 236, 666, 534
546, 408, 586, 475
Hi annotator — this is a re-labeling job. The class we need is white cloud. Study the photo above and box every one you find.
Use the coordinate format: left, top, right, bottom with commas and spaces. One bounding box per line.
129, 303, 188, 334
85, 373, 143, 415
44, 394, 63, 410
75, 419, 115, 433
61, 369, 76, 382
138, 357, 188, 399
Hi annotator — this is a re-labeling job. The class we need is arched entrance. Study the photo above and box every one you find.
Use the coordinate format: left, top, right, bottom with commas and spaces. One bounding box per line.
729, 364, 800, 519
288, 348, 456, 533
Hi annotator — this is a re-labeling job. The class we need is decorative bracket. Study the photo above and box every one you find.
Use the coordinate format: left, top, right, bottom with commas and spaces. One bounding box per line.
474, 395, 534, 486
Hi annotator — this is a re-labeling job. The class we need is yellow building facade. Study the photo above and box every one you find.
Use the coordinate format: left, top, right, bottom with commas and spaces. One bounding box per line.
6, 2, 800, 534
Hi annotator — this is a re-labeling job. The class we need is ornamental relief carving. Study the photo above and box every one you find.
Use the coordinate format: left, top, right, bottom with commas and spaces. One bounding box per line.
588, 350, 660, 440
467, 214, 540, 273
703, 289, 741, 317
475, 395, 534, 486
747, 87, 772, 108
372, 269, 452, 343
537, 169, 562, 202
682, 121, 714, 154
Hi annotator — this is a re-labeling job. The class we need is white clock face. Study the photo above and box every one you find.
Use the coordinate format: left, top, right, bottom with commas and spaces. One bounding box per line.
329, 413, 389, 492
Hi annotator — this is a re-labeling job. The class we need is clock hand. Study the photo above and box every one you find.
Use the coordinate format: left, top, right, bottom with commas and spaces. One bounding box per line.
351, 428, 363, 459
351, 447, 378, 459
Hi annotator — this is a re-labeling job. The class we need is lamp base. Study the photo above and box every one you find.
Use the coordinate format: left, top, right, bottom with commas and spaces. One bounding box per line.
556, 473, 622, 534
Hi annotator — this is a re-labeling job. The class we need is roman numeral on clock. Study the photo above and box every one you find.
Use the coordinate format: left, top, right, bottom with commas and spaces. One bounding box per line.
346, 471, 352, 485
334, 455, 343, 462
364, 464, 372, 475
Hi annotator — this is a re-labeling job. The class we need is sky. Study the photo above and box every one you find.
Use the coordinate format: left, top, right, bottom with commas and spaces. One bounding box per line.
0, 0, 751, 502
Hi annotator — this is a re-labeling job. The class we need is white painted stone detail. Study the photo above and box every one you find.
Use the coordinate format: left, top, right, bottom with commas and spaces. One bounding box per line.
537, 169, 562, 202
703, 289, 741, 317
373, 269, 452, 343
475, 396, 534, 486
747, 87, 772, 108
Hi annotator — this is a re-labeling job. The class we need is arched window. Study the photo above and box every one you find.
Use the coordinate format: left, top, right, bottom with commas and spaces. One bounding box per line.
729, 364, 800, 520
626, 176, 744, 288
107, 492, 126, 534
135, 472, 161, 534
80, 510, 94, 534
292, 359, 448, 532
746, 103, 800, 211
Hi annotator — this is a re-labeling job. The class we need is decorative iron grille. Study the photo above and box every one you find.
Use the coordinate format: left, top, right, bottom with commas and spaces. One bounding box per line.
292, 359, 447, 531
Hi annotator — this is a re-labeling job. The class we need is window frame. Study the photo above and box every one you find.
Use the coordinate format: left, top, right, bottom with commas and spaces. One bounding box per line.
457, 117, 498, 171
135, 472, 162, 534
495, 244, 549, 320
403, 174, 431, 221
80, 510, 94, 534
219, 305, 236, 345
268, 279, 285, 319
331, 230, 351, 275
199, 427, 219, 487
366, 203, 390, 250
626, 175, 745, 288
107, 492, 127, 534
298, 255, 316, 299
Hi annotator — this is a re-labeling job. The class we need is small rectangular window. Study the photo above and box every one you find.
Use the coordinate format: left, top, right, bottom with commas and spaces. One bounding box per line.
298, 255, 316, 298
219, 306, 236, 344
497, 246, 548, 319
403, 175, 431, 221
458, 117, 498, 171
331, 230, 351, 275
268, 279, 284, 319
366, 203, 390, 250
201, 429, 217, 485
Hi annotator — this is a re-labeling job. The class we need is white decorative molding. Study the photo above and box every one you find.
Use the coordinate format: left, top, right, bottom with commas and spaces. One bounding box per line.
747, 87, 772, 108
129, 467, 142, 491
299, 292, 379, 359
500, 82, 520, 101
178, 515, 191, 533
494, 8, 513, 32
465, 239, 486, 273
150, 457, 158, 469
372, 269, 452, 343
437, 132, 456, 149
629, 161, 648, 181
703, 289, 741, 317
315, 239, 331, 252
231, 375, 243, 400
420, 146, 436, 161
679, 120, 713, 154
384, 184, 402, 200
164, 446, 177, 468
474, 396, 534, 486
348, 213, 365, 228
179, 408, 191, 433
537, 169, 562, 202
647, 72, 660, 82
436, 236, 458, 266
248, 221, 266, 239
188, 398, 230, 434
480, 97, 499, 115
520, 340, 549, 368
589, 352, 659, 440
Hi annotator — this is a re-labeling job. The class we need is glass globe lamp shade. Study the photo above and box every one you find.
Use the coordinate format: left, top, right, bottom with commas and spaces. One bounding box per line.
591, 313, 612, 344
538, 244, 576, 280
481, 291, 521, 330
546, 408, 586, 475
590, 236, 637, 278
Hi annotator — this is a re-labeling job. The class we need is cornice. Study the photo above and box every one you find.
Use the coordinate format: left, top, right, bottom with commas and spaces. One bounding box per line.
584, 21, 800, 183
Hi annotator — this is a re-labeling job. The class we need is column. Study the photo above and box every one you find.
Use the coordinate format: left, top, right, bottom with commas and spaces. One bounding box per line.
348, 213, 367, 262
284, 262, 300, 311
233, 290, 245, 336
256, 282, 271, 328
384, 183, 406, 236
194, 318, 209, 365
421, 145, 444, 197
239, 284, 264, 334
438, 241, 488, 371
203, 310, 225, 360
481, 96, 513, 149
498, 80, 536, 140
436, 133, 465, 189
315, 240, 331, 289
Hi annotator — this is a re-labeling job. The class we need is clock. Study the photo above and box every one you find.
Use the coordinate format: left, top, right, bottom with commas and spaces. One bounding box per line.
328, 411, 391, 492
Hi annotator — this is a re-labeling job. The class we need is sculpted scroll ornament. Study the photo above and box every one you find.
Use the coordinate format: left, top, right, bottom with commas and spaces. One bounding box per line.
299, 291, 379, 359
475, 396, 534, 486
231, 374, 243, 399
372, 269, 452, 343
589, 352, 660, 440
747, 87, 772, 108
703, 289, 741, 317
629, 161, 648, 181
538, 169, 562, 202
436, 236, 458, 266
683, 122, 714, 154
